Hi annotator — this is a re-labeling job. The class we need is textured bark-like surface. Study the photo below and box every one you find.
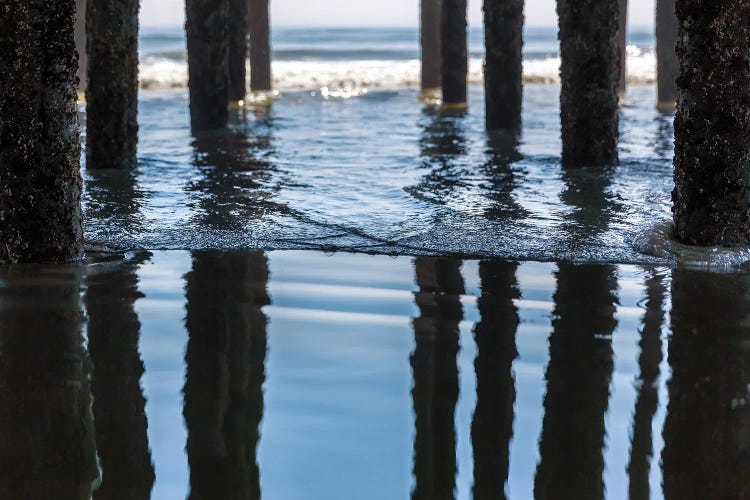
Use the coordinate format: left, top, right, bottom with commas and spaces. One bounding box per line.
626, 272, 665, 499
86, 0, 139, 169
75, 0, 87, 93
0, 265, 98, 499
557, 0, 620, 166
441, 0, 468, 105
184, 251, 269, 500
662, 269, 750, 499
0, 0, 84, 263
471, 262, 519, 500
483, 0, 524, 130
85, 260, 155, 499
617, 0, 628, 96
421, 0, 442, 91
534, 264, 617, 499
656, 0, 679, 106
411, 257, 462, 500
228, 0, 248, 101
672, 2, 750, 246
186, 0, 230, 129
248, 0, 271, 91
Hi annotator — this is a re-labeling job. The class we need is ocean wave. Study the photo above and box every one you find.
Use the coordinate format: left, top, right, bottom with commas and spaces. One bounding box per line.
139, 46, 656, 92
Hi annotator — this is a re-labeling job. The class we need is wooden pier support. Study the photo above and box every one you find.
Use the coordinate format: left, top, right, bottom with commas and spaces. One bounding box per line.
441, 0, 468, 107
248, 0, 272, 93
0, 0, 84, 263
75, 0, 87, 95
421, 0, 442, 97
86, 0, 140, 170
557, 0, 620, 166
617, 0, 628, 98
483, 0, 524, 130
656, 0, 678, 109
672, 1, 750, 246
228, 0, 249, 102
186, 0, 230, 129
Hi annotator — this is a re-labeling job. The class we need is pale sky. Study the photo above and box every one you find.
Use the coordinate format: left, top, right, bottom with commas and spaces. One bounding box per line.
141, 0, 656, 29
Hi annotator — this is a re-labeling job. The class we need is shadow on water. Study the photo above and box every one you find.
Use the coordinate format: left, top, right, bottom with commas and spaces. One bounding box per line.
187, 114, 280, 231
662, 268, 750, 499
411, 257, 463, 499
183, 250, 270, 499
534, 264, 618, 499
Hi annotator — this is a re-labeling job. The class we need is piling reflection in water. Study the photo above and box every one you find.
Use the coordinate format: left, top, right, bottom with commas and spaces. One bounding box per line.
411, 257, 463, 499
535, 264, 618, 499
0, 264, 98, 499
627, 270, 665, 499
183, 250, 270, 499
471, 261, 520, 500
84, 257, 155, 499
188, 119, 279, 230
662, 269, 750, 499
481, 131, 528, 222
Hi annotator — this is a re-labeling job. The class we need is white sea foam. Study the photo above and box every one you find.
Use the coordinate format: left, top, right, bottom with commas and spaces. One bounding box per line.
139, 46, 657, 92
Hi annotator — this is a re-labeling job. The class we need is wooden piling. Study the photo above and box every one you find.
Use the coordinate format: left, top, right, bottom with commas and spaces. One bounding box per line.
228, 0, 249, 102
483, 0, 524, 130
248, 0, 272, 93
86, 0, 140, 169
617, 0, 628, 99
186, 0, 230, 129
672, 1, 750, 246
421, 0, 442, 98
656, 0, 678, 109
441, 0, 468, 107
0, 0, 84, 263
75, 0, 87, 95
557, 0, 620, 166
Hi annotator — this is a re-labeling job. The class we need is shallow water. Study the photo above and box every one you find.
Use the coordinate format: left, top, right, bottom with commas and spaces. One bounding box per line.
1, 250, 748, 499
82, 84, 689, 266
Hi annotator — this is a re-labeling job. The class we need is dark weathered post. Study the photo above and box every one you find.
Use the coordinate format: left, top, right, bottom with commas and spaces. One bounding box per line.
472, 262, 519, 499
86, 0, 139, 170
421, 0, 442, 98
557, 0, 620, 166
483, 0, 524, 130
0, 0, 84, 263
186, 0, 230, 129
534, 264, 617, 499
75, 0, 87, 95
228, 0, 248, 102
656, 0, 678, 108
617, 0, 628, 99
441, 0, 468, 107
85, 259, 155, 499
672, 2, 750, 246
411, 257, 462, 500
248, 0, 272, 93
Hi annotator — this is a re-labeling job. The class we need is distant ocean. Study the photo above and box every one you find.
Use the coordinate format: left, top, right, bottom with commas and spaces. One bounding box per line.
139, 26, 658, 92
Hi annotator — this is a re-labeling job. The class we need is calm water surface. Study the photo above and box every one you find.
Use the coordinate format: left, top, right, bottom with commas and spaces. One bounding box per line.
1, 250, 748, 499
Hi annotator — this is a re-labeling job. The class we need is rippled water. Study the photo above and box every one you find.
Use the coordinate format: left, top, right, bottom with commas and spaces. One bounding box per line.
1, 250, 748, 499
81, 84, 692, 267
